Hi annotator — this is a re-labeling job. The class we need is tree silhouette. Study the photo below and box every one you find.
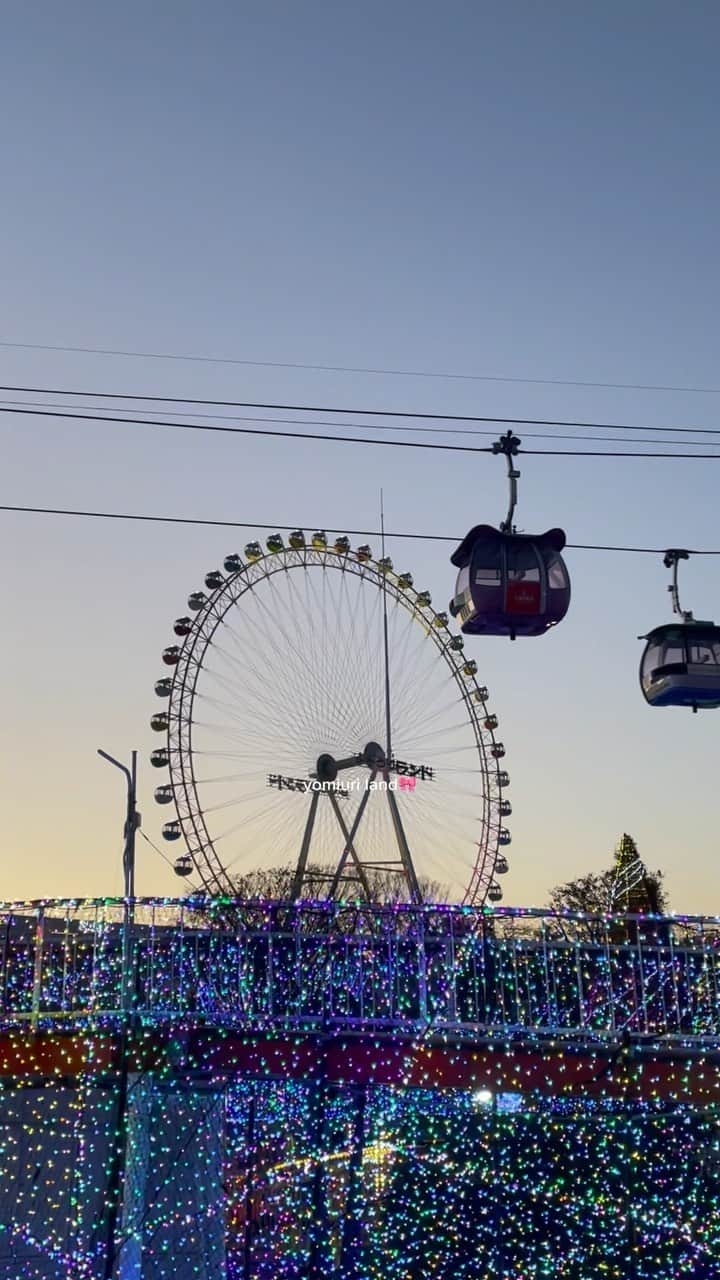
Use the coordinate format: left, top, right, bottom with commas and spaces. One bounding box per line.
227, 862, 447, 904
549, 834, 667, 917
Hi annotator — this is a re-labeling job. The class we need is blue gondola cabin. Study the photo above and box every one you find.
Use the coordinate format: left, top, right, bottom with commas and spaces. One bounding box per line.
639, 622, 720, 710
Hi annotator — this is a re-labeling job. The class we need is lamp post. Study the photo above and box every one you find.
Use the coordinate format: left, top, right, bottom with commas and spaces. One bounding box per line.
97, 749, 140, 1280
98, 749, 140, 898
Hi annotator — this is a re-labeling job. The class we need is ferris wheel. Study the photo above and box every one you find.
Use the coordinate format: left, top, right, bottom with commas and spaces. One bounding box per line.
150, 531, 511, 905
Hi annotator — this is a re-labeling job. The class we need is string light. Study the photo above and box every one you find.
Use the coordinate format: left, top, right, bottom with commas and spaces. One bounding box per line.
0, 898, 718, 1274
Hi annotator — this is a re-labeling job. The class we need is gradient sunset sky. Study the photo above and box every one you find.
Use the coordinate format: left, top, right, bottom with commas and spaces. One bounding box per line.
2, 1, 720, 910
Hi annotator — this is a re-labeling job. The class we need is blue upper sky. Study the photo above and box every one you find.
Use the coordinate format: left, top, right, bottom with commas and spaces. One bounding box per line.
2, 1, 720, 908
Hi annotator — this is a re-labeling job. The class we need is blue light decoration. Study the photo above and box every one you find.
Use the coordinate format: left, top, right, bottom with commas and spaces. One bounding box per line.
0, 897, 718, 1277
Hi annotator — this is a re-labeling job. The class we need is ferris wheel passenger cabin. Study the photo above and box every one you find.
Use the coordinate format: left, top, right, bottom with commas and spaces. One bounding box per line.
449, 525, 570, 639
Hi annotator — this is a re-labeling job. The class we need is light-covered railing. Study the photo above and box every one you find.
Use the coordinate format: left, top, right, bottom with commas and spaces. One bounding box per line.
1, 898, 719, 1044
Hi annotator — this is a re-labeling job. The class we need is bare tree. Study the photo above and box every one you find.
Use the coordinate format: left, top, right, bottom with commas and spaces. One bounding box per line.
549, 835, 667, 916
229, 862, 447, 904
548, 870, 616, 916
548, 834, 669, 944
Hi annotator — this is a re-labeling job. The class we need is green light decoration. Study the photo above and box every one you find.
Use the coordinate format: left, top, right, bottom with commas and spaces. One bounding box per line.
0, 896, 718, 1277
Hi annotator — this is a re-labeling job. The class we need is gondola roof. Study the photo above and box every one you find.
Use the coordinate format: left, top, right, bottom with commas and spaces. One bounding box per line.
450, 525, 567, 569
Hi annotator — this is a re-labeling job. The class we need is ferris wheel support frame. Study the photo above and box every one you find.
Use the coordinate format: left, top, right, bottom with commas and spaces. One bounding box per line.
290, 740, 423, 903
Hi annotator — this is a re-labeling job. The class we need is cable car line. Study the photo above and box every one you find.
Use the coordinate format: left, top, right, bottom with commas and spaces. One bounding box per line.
3, 383, 720, 436
0, 404, 494, 454
3, 397, 720, 449
2, 405, 720, 458
2, 502, 720, 556
521, 448, 720, 457
3, 340, 720, 396
4, 375, 717, 703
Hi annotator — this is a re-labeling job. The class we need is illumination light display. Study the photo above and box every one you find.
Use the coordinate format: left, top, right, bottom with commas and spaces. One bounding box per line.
0, 898, 719, 1278
221, 1082, 720, 1278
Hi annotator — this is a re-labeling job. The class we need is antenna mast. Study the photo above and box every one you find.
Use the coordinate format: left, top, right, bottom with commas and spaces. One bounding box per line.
381, 490, 393, 763
380, 492, 422, 903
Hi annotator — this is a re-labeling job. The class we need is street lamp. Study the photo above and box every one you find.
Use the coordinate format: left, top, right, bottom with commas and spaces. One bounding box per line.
96, 748, 141, 1280
98, 749, 141, 897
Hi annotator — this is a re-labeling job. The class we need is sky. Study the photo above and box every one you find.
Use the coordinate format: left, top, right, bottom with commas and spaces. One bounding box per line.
2, 1, 720, 911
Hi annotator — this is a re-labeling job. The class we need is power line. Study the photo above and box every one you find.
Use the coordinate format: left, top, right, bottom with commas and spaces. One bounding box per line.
2, 340, 720, 396
2, 397, 719, 449
1, 503, 719, 554
3, 383, 720, 435
1, 404, 719, 458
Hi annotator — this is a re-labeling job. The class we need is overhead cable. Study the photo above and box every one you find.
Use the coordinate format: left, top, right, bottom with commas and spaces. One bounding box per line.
1, 405, 719, 458
2, 341, 720, 396
1, 398, 718, 449
1, 503, 718, 555
2, 383, 720, 435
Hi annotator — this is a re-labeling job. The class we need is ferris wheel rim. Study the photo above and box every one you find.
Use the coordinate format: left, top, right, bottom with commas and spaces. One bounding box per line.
153, 538, 509, 903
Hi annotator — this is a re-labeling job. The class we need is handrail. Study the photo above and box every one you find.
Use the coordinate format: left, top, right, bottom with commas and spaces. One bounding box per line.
0, 897, 718, 927
0, 897, 717, 1045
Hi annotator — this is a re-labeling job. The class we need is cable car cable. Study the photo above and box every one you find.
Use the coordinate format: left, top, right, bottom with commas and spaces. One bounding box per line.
2, 502, 720, 555
4, 383, 720, 436
2, 404, 720, 458
0, 404, 495, 454
4, 397, 720, 448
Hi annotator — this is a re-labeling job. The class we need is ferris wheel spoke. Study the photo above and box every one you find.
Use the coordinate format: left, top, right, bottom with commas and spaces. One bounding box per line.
198, 697, 311, 760
343, 573, 386, 733
193, 772, 258, 786
284, 569, 329, 731
301, 564, 380, 740
201, 644, 287, 716
207, 636, 306, 730
389, 666, 464, 738
395, 701, 471, 747
335, 568, 370, 699
202, 657, 317, 755
211, 594, 320, 723
433, 766, 488, 775
190, 721, 273, 748
265, 570, 345, 733
191, 749, 279, 763
193, 691, 290, 741
405, 721, 480, 749
385, 623, 438, 718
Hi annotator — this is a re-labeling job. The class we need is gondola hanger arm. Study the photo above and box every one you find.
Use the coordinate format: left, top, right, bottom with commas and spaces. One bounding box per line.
663, 549, 693, 621
492, 430, 522, 533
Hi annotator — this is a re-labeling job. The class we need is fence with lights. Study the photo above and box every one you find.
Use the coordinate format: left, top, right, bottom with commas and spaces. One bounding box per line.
1, 899, 719, 1043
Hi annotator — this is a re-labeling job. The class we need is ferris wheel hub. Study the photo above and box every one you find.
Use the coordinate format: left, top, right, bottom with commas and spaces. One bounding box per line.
362, 741, 386, 769
315, 753, 339, 783
314, 742, 387, 782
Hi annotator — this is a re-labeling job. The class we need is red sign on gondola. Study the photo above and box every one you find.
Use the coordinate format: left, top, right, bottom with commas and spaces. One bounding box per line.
505, 581, 541, 614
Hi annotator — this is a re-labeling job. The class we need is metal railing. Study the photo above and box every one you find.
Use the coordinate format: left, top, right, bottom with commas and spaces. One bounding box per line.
1, 898, 719, 1045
